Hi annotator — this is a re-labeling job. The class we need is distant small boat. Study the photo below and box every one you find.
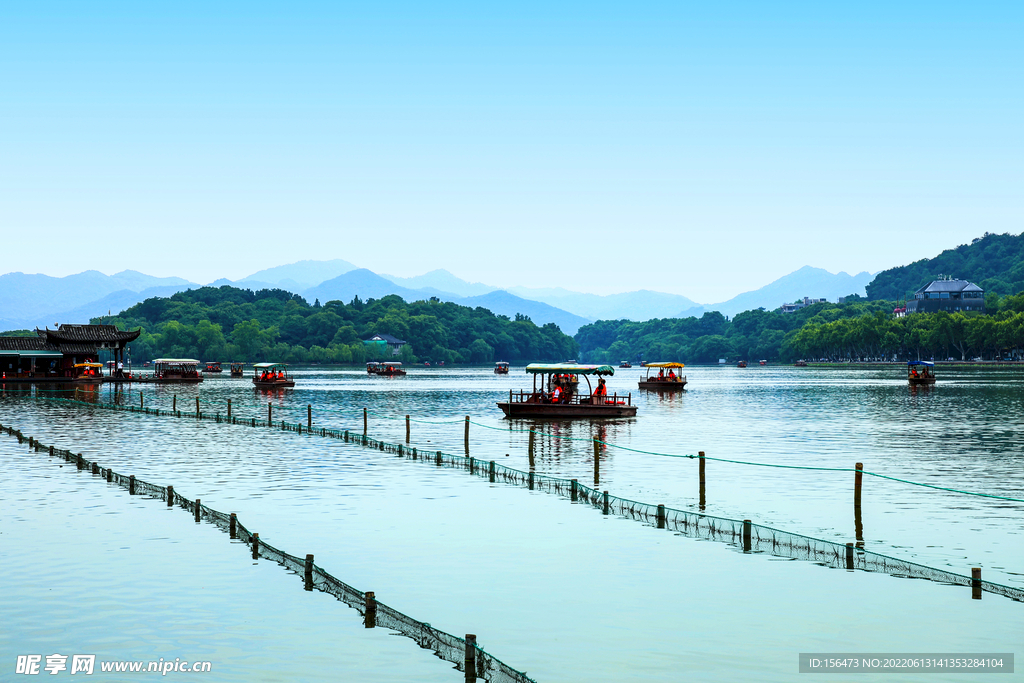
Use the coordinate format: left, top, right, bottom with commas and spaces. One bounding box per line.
638, 362, 686, 391
204, 361, 222, 373
759, 360, 767, 366
494, 361, 510, 374
794, 360, 808, 367
907, 360, 936, 385
619, 360, 632, 368
737, 360, 748, 368
368, 361, 406, 376
253, 362, 295, 388
230, 362, 244, 377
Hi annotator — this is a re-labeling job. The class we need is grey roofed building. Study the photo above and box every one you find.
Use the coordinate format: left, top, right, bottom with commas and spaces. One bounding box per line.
364, 333, 407, 356
905, 278, 985, 314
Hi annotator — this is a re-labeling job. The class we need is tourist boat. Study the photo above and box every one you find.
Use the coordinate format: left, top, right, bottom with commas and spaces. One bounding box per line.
72, 362, 104, 381
367, 361, 406, 376
205, 361, 223, 373
907, 360, 936, 385
737, 360, 748, 368
230, 362, 244, 376
619, 360, 632, 368
759, 360, 767, 366
132, 359, 204, 383
496, 363, 637, 418
253, 362, 295, 388
638, 362, 687, 390
494, 361, 510, 374
794, 360, 808, 367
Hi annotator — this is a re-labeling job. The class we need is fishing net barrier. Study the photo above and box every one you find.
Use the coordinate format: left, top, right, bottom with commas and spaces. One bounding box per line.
6, 397, 1024, 604
0, 423, 537, 683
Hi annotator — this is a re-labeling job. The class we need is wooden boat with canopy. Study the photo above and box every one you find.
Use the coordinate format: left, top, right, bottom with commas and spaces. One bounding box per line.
204, 361, 222, 373
253, 362, 295, 388
230, 362, 244, 377
368, 361, 406, 376
638, 362, 687, 390
496, 363, 637, 418
135, 359, 204, 383
907, 360, 936, 385
494, 361, 510, 374
72, 362, 104, 381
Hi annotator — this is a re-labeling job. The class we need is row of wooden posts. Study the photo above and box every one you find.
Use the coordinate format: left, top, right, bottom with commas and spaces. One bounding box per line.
87, 398, 987, 601
11, 425, 490, 681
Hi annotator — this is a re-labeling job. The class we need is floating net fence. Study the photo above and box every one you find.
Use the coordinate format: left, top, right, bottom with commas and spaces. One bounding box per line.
0, 423, 536, 683
5, 399, 1024, 605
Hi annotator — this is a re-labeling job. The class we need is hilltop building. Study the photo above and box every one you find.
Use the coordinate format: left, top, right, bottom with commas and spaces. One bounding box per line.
363, 333, 407, 357
781, 297, 828, 314
905, 278, 985, 314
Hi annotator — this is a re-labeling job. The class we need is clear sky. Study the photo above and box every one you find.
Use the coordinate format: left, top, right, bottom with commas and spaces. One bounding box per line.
1, 1, 1021, 302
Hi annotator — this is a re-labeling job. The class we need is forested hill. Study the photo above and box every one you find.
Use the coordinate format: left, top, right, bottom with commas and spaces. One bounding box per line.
91, 285, 579, 364
867, 231, 1024, 300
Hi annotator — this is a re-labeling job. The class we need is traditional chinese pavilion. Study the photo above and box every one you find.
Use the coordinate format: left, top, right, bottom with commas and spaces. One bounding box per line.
0, 324, 140, 381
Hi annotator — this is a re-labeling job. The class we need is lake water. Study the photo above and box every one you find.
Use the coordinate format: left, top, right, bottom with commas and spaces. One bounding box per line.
1, 365, 1022, 681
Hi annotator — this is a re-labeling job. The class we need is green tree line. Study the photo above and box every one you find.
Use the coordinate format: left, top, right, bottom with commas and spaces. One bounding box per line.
577, 292, 1024, 364
91, 286, 579, 365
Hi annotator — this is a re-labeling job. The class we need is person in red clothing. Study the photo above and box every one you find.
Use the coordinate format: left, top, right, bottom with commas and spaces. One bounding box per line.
550, 382, 562, 404
592, 378, 608, 404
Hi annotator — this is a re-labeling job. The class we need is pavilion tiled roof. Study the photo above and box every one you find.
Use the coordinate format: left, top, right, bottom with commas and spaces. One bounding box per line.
40, 324, 141, 345
0, 337, 58, 352
58, 343, 102, 355
916, 279, 983, 294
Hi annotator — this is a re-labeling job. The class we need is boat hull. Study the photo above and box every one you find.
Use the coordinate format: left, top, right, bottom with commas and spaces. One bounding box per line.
638, 380, 687, 391
496, 401, 637, 418
908, 377, 936, 385
254, 380, 295, 388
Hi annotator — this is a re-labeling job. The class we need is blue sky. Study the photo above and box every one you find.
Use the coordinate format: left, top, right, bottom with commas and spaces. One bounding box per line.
1, 1, 1021, 301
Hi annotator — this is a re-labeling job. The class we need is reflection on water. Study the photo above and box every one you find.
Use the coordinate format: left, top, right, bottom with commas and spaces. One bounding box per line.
1, 365, 1023, 682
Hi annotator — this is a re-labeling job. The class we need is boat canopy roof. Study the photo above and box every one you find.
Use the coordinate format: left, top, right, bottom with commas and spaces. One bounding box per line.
253, 362, 287, 369
525, 363, 615, 376
153, 358, 199, 364
908, 360, 935, 366
496, 361, 509, 366
644, 362, 685, 369
74, 362, 104, 368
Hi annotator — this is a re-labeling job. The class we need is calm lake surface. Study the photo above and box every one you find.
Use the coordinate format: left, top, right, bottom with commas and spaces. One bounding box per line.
1, 365, 1022, 681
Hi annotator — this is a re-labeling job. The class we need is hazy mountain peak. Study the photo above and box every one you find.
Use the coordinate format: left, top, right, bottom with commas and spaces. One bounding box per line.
240, 259, 358, 289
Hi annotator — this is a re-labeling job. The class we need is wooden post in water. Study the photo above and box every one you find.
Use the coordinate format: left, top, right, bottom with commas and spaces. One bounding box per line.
364, 591, 377, 628
304, 554, 314, 591
845, 542, 854, 570
76, 453, 83, 470
167, 485, 174, 507
307, 405, 312, 431
268, 403, 272, 426
405, 415, 410, 443
173, 395, 176, 412
489, 460, 495, 483
140, 392, 144, 410
129, 475, 135, 495
742, 519, 752, 552
91, 462, 98, 475
251, 532, 259, 560
972, 567, 982, 600
528, 429, 535, 461
194, 499, 201, 523
464, 634, 477, 683
528, 471, 534, 490
698, 451, 706, 511
571, 478, 578, 502
436, 450, 442, 466
227, 399, 232, 420
464, 416, 470, 454
229, 513, 237, 539
49, 445, 54, 457
363, 408, 367, 435
594, 438, 600, 488
194, 396, 199, 418
657, 504, 666, 529
854, 462, 864, 546
602, 490, 610, 515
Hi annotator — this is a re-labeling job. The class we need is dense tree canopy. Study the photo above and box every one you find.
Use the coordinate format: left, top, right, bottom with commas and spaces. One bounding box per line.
577, 294, 1024, 364
91, 286, 578, 364
867, 231, 1024, 301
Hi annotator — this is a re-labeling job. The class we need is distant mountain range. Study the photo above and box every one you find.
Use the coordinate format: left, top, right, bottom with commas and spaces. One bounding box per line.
0, 260, 878, 335
0, 270, 197, 331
